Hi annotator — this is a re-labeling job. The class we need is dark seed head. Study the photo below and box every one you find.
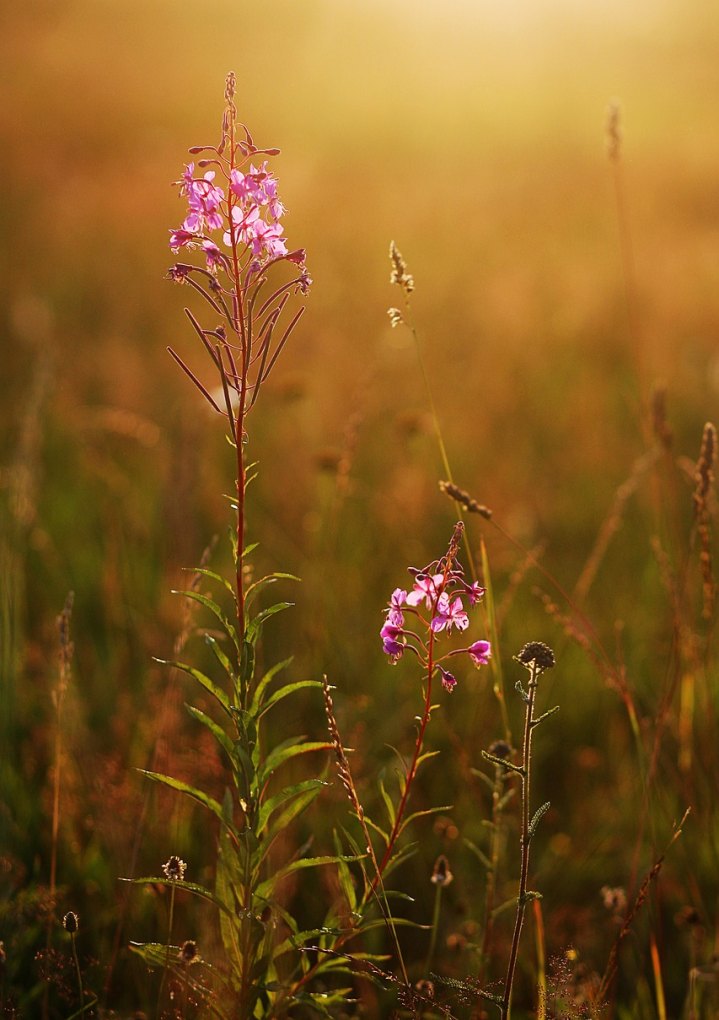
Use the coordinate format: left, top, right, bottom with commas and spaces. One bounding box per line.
162, 855, 187, 882
488, 739, 513, 760
430, 854, 454, 887
62, 911, 79, 934
517, 642, 555, 672
179, 939, 198, 964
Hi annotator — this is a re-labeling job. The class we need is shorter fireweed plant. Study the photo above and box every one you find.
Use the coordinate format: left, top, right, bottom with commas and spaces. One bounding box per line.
372, 521, 492, 888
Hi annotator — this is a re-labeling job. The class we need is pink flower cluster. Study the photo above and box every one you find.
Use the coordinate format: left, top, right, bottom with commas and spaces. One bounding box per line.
380, 562, 491, 692
169, 159, 289, 270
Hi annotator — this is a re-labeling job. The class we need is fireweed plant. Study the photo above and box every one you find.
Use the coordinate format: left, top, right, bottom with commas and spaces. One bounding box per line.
376, 520, 492, 888
125, 74, 351, 1019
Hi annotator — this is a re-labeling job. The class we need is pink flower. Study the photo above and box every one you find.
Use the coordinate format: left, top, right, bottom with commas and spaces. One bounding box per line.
386, 588, 407, 627
247, 217, 287, 259
230, 168, 263, 203
439, 667, 457, 693
186, 171, 224, 230
380, 622, 405, 663
467, 640, 492, 668
406, 573, 444, 610
467, 582, 486, 606
431, 594, 469, 633
202, 239, 223, 271
169, 228, 197, 252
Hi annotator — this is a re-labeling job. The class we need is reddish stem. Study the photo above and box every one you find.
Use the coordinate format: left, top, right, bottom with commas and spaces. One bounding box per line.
370, 637, 436, 895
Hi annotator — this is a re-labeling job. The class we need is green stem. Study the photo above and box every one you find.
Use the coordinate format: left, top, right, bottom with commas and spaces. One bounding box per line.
70, 931, 85, 1013
157, 884, 176, 1019
478, 763, 506, 992
424, 881, 443, 976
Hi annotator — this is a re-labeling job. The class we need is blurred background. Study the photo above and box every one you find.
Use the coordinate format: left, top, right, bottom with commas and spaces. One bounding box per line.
2, 0, 719, 1014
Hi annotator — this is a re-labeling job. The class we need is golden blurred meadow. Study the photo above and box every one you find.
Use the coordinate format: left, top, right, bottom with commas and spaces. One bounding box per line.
2, 0, 719, 1015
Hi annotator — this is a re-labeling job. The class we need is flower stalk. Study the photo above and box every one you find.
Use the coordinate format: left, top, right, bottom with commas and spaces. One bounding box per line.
481, 643, 556, 1020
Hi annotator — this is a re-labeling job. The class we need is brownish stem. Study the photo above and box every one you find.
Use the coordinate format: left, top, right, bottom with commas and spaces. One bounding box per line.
370, 636, 436, 896
501, 669, 537, 1020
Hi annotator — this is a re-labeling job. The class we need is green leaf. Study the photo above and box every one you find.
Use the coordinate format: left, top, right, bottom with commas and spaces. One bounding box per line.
239, 640, 255, 701
397, 803, 453, 837
415, 749, 441, 769
256, 785, 328, 868
497, 788, 516, 811
245, 572, 300, 610
137, 769, 233, 833
256, 855, 359, 901
272, 926, 344, 961
171, 588, 238, 647
191, 567, 237, 603
257, 680, 324, 720
257, 739, 331, 786
121, 877, 237, 919
463, 836, 492, 871
247, 601, 294, 643
378, 776, 396, 829
185, 705, 234, 760
480, 538, 506, 709
379, 841, 419, 881
216, 829, 245, 977
205, 633, 237, 683
250, 656, 293, 715
333, 830, 358, 913
257, 779, 328, 836
128, 941, 172, 968
154, 658, 231, 716
470, 767, 496, 792
491, 895, 518, 920
363, 816, 389, 846
359, 916, 429, 935
65, 997, 99, 1019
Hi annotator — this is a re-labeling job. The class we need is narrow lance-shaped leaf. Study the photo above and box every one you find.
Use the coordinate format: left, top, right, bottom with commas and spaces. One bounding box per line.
137, 769, 235, 835
257, 778, 328, 836
171, 588, 238, 648
255, 855, 360, 901
397, 804, 453, 837
246, 600, 294, 644
257, 680, 325, 721
154, 658, 231, 717
257, 739, 331, 786
250, 656, 293, 715
185, 704, 235, 761
205, 633, 237, 684
245, 572, 300, 610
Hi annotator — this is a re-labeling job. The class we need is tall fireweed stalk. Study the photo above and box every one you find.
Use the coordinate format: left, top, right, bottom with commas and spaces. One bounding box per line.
124, 75, 360, 1019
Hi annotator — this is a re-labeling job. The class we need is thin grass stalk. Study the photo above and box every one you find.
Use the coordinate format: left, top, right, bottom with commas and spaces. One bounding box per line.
157, 883, 177, 1018
424, 877, 444, 976
595, 808, 689, 1005
70, 930, 85, 1013
500, 659, 540, 1020
389, 251, 513, 756
533, 899, 546, 1020
650, 931, 667, 1020
477, 752, 510, 992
